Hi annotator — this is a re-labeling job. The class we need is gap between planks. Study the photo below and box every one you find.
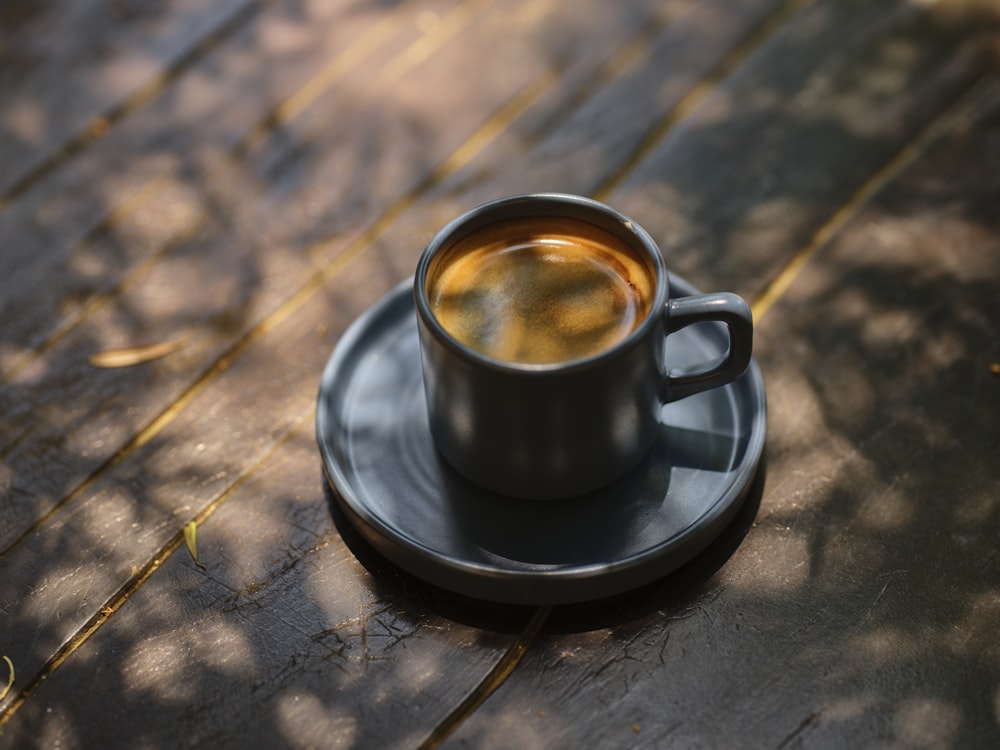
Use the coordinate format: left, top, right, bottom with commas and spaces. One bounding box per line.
0, 0, 264, 214
417, 605, 554, 750
750, 72, 997, 322
0, 0, 482, 386
0, 410, 312, 727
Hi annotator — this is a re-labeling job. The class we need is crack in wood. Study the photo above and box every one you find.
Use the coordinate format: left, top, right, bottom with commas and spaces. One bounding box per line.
416, 605, 552, 750
776, 708, 822, 749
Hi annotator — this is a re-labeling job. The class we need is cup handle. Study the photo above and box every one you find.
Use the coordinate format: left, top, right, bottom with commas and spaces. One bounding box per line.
661, 293, 753, 403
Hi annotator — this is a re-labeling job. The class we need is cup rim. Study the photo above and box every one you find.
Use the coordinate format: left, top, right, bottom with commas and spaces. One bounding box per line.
414, 193, 669, 374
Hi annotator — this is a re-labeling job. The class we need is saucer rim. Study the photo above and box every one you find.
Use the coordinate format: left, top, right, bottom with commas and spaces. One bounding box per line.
316, 275, 766, 604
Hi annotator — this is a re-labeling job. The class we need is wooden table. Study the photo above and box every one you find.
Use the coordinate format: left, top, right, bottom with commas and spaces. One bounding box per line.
2, 1, 999, 747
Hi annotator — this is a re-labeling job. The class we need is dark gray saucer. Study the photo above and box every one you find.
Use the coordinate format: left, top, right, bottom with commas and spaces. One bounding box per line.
316, 276, 766, 605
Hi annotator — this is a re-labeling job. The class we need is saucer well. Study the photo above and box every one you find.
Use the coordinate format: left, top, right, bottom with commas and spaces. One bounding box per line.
316, 275, 766, 605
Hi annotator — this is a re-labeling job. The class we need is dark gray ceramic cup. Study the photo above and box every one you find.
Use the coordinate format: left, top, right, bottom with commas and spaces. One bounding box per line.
414, 193, 752, 499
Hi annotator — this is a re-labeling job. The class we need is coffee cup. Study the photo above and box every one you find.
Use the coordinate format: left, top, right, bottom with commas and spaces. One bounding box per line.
414, 193, 753, 499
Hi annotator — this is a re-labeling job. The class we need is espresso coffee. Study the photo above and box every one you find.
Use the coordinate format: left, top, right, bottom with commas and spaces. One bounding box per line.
426, 217, 656, 364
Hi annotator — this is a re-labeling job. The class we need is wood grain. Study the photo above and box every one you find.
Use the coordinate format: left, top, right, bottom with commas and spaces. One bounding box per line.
0, 0, 256, 201
0, 0, 462, 377
0, 425, 527, 748
1, 0, 997, 746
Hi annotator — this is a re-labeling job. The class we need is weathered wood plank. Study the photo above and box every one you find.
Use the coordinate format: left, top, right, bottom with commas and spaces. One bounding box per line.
2, 0, 995, 744
0, 428, 523, 748
432, 0, 791, 204
0, 0, 523, 547
610, 0, 996, 300
0, 0, 462, 376
436, 73, 1000, 750
0, 0, 256, 201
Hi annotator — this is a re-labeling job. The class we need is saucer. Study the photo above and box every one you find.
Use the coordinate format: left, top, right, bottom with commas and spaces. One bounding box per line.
316, 276, 766, 605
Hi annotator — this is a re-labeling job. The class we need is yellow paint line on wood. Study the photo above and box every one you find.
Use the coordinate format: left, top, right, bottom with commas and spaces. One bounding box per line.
751, 74, 996, 322
0, 410, 309, 727
596, 0, 814, 201
417, 606, 553, 750
0, 0, 263, 211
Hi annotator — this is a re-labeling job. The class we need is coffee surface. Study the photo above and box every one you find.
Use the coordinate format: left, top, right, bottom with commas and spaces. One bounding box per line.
427, 217, 656, 364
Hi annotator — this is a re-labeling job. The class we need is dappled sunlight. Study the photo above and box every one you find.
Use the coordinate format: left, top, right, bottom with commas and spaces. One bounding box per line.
893, 698, 963, 748
952, 490, 998, 526
845, 626, 922, 670
860, 306, 921, 350
728, 195, 805, 259
275, 690, 358, 748
123, 638, 207, 704
731, 523, 813, 593
854, 481, 915, 531
3, 99, 46, 146
947, 592, 1000, 661
1, 0, 998, 746
255, 15, 316, 56
820, 694, 880, 724
763, 370, 824, 443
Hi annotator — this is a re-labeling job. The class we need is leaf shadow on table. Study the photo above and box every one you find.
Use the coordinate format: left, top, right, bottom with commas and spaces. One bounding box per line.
0, 0, 457, 554
2, 1, 999, 748
0, 3, 470, 745
451, 89, 1000, 750
430, 8, 1000, 748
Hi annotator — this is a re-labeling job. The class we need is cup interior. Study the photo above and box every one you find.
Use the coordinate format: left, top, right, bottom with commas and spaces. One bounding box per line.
417, 195, 666, 368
